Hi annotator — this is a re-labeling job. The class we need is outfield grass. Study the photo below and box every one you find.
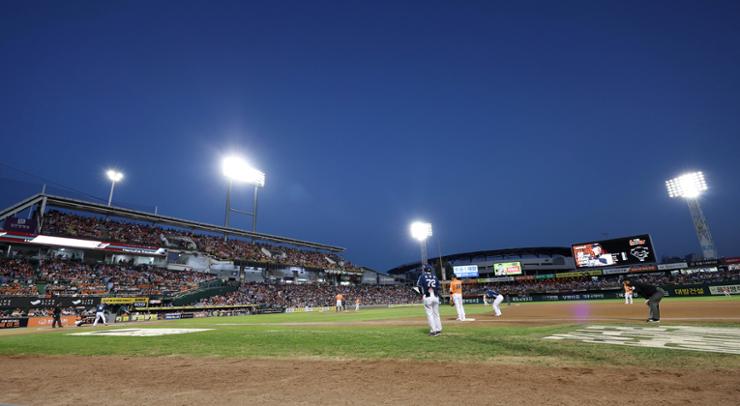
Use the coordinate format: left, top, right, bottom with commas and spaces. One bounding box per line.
1, 302, 739, 369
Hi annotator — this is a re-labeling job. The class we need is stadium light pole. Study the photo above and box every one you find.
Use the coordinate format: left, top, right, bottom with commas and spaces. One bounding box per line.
665, 171, 717, 259
410, 221, 433, 266
222, 156, 266, 233
105, 169, 124, 207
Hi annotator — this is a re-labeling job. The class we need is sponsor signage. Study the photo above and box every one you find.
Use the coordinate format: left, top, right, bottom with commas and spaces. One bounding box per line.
101, 297, 149, 306
658, 262, 688, 271
721, 257, 740, 265
476, 276, 514, 283
556, 270, 603, 278
671, 287, 707, 296
453, 265, 479, 278
689, 259, 719, 268
572, 234, 656, 269
493, 262, 522, 276
0, 230, 165, 256
0, 317, 29, 329
602, 267, 630, 275
709, 285, 740, 295
3, 217, 37, 233
629, 265, 657, 273
27, 316, 79, 327
0, 296, 99, 309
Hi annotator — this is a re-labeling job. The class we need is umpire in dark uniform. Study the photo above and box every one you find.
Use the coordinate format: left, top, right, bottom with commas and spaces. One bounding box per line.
52, 304, 63, 328
624, 279, 665, 322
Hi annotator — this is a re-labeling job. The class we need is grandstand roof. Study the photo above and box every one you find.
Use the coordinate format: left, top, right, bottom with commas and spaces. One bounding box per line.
387, 246, 572, 275
0, 193, 344, 252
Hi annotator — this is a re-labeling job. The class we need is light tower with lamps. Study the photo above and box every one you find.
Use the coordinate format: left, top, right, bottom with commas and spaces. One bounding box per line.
665, 171, 717, 259
222, 156, 266, 232
105, 169, 124, 207
410, 221, 433, 265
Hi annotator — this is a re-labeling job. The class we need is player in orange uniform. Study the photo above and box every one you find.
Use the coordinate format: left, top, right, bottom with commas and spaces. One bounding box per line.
623, 281, 634, 304
335, 293, 344, 312
449, 276, 469, 321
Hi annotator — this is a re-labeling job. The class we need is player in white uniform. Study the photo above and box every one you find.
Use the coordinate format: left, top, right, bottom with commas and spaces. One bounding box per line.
93, 303, 108, 326
416, 265, 442, 336
485, 287, 504, 316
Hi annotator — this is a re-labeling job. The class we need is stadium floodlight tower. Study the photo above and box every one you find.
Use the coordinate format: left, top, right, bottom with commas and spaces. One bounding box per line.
665, 171, 717, 259
410, 221, 433, 266
105, 169, 124, 207
222, 155, 266, 233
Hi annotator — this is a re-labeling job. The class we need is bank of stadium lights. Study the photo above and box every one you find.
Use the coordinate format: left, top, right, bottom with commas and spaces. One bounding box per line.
410, 221, 433, 266
221, 156, 266, 233
666, 171, 707, 199
105, 169, 124, 207
665, 171, 717, 259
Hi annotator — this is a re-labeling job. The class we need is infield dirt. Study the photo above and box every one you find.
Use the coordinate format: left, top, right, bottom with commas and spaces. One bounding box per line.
1, 355, 739, 405
1, 300, 739, 405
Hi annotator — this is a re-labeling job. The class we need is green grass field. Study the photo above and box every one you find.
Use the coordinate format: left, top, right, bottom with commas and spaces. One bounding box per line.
2, 297, 739, 369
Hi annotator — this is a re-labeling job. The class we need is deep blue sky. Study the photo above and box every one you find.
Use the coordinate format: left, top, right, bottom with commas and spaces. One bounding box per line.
1, 1, 739, 270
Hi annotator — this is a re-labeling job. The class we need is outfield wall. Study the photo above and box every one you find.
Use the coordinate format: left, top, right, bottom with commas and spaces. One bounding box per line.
458, 282, 740, 303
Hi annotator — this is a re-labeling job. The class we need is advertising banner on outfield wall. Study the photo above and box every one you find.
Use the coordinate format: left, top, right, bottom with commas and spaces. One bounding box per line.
602, 267, 629, 275
504, 282, 739, 302
688, 259, 719, 268
629, 265, 657, 273
0, 296, 100, 309
556, 270, 603, 279
657, 262, 688, 271
0, 317, 29, 329
27, 316, 79, 327
709, 285, 740, 295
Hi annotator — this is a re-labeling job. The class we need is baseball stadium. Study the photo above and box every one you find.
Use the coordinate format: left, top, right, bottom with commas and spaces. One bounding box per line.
3, 2, 740, 405
0, 192, 739, 405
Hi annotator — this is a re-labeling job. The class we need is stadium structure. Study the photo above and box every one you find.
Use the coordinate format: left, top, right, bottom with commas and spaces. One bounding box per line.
387, 245, 740, 303
0, 193, 405, 320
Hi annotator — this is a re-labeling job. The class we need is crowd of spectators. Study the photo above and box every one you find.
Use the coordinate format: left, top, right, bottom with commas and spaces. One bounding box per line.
0, 257, 216, 297
0, 258, 38, 296
42, 210, 362, 272
197, 283, 419, 308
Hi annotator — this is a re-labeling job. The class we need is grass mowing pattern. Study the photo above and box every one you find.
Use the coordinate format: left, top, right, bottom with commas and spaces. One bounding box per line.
1, 302, 739, 368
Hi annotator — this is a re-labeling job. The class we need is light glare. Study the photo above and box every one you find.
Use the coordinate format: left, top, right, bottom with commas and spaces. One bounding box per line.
666, 171, 707, 199
410, 221, 433, 241
106, 169, 124, 182
222, 156, 266, 186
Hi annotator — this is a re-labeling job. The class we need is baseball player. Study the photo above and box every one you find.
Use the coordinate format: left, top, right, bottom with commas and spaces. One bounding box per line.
624, 279, 665, 322
354, 297, 360, 311
335, 293, 344, 312
416, 264, 442, 336
623, 280, 634, 304
93, 303, 107, 326
485, 287, 504, 317
449, 276, 468, 321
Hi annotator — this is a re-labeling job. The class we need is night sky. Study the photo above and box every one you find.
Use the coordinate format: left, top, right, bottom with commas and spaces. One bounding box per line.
1, 1, 739, 271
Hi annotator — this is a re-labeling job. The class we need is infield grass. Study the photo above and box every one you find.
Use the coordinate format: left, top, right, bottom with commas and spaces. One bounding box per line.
1, 299, 739, 369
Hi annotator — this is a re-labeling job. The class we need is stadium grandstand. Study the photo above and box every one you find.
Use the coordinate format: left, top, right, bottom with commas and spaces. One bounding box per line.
0, 193, 411, 319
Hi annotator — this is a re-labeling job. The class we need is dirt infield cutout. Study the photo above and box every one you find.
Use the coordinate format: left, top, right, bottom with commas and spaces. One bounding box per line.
69, 328, 212, 337
545, 325, 740, 354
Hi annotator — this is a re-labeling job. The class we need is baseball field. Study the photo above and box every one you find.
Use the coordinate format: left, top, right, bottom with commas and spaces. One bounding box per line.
1, 297, 739, 405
